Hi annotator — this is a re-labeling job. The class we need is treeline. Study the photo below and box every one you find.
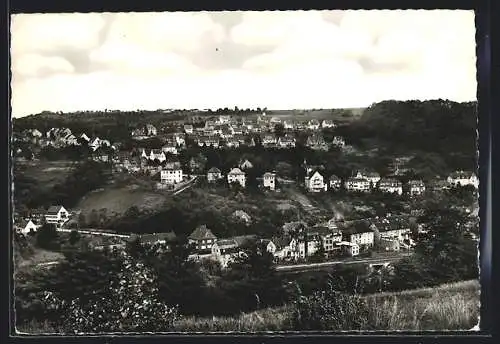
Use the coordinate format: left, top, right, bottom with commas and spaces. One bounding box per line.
336, 100, 477, 169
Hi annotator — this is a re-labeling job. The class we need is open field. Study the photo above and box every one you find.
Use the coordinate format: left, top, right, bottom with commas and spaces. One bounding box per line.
16, 247, 65, 268
14, 160, 75, 190
77, 186, 170, 218
266, 108, 365, 122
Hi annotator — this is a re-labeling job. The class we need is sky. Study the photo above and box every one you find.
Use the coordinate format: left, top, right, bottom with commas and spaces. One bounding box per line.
10, 10, 477, 118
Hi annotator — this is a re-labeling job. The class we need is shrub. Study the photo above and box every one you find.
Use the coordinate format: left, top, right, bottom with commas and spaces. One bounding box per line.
291, 282, 369, 331
40, 252, 180, 333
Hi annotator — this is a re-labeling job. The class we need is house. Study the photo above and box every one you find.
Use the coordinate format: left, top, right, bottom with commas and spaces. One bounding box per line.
283, 121, 295, 130
331, 136, 346, 147
207, 167, 223, 182
263, 172, 276, 191
345, 177, 370, 192
227, 167, 246, 188
262, 134, 277, 147
259, 239, 277, 255
140, 232, 177, 249
231, 210, 252, 225
408, 180, 426, 195
160, 165, 183, 184
80, 133, 91, 142
296, 234, 322, 259
145, 124, 158, 136
184, 124, 194, 134
277, 136, 296, 148
188, 225, 217, 252
16, 219, 39, 235
336, 241, 360, 256
189, 154, 207, 173
149, 149, 167, 163
272, 237, 296, 260
304, 165, 327, 192
306, 134, 328, 151
161, 144, 178, 155
355, 171, 381, 185
370, 215, 411, 242
342, 220, 375, 248
447, 171, 479, 188
321, 120, 336, 128
211, 239, 239, 257
45, 205, 69, 226
239, 159, 253, 170
217, 115, 231, 124
307, 119, 321, 130
378, 178, 403, 195
329, 175, 342, 190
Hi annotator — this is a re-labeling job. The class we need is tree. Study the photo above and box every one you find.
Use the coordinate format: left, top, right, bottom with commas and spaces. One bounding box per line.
68, 230, 81, 246
274, 123, 285, 137
35, 223, 59, 250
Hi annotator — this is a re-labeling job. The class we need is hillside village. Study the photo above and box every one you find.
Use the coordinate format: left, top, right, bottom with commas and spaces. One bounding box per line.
13, 108, 479, 270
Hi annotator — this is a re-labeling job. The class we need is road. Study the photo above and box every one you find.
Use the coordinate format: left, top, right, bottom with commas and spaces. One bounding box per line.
57, 228, 131, 238
173, 176, 198, 195
276, 253, 411, 273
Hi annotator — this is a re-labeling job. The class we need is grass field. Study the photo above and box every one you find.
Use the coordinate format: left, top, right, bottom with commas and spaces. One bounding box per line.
77, 186, 170, 218
14, 160, 76, 191
173, 280, 480, 332
266, 108, 366, 122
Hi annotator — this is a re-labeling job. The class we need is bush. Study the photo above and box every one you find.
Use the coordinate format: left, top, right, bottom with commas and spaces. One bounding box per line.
291, 282, 370, 331
41, 252, 180, 333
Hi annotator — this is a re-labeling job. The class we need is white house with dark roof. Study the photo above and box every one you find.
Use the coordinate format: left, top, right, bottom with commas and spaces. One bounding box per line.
378, 178, 403, 195
343, 220, 375, 247
227, 167, 246, 188
305, 170, 327, 192
188, 225, 217, 252
16, 219, 39, 234
321, 120, 336, 128
207, 167, 223, 182
355, 170, 381, 185
447, 171, 479, 188
45, 205, 69, 226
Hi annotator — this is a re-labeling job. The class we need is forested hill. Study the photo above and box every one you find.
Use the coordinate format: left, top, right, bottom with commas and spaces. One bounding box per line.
340, 99, 477, 157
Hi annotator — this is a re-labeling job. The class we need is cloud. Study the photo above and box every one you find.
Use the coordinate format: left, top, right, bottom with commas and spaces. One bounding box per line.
10, 10, 477, 117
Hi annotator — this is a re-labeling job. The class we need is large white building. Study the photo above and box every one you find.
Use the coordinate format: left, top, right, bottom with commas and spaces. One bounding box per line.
305, 170, 327, 192
263, 172, 276, 191
45, 205, 69, 226
378, 178, 403, 195
345, 177, 370, 192
161, 166, 183, 184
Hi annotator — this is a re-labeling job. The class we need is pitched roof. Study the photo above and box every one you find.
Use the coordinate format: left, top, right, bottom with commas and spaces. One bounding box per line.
207, 167, 221, 174
189, 225, 217, 240
214, 239, 238, 249
228, 167, 245, 175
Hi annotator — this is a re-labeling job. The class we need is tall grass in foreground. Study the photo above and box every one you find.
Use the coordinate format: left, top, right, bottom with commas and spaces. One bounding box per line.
15, 280, 480, 334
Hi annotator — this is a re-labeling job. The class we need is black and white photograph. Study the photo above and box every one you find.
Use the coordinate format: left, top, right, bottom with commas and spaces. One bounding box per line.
11, 10, 480, 334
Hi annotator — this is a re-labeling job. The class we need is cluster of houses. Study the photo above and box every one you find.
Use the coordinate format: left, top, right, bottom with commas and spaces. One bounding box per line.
176, 213, 415, 268
14, 205, 70, 235
303, 165, 478, 195
14, 127, 114, 153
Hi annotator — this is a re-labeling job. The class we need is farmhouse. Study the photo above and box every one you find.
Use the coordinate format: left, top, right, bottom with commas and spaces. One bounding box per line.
331, 136, 346, 147
188, 225, 217, 253
378, 178, 403, 195
262, 172, 276, 191
307, 119, 321, 130
45, 205, 69, 226
227, 167, 246, 188
447, 171, 479, 188
207, 167, 223, 182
